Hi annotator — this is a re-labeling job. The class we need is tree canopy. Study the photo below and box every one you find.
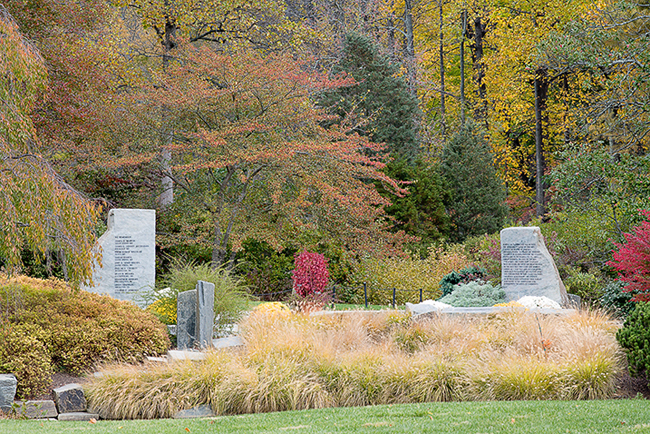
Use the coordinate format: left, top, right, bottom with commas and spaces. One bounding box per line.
0, 6, 99, 284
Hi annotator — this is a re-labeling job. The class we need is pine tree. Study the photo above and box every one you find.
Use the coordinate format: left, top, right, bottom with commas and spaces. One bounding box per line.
439, 122, 508, 241
320, 33, 420, 160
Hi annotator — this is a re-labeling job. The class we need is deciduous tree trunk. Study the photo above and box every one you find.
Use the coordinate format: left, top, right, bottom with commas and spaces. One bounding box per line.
470, 15, 488, 124
534, 69, 549, 218
404, 0, 417, 99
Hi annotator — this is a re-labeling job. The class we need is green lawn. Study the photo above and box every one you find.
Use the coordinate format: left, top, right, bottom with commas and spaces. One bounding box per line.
2, 399, 649, 434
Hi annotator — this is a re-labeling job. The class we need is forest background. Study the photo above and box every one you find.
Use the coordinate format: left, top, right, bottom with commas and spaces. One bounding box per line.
3, 0, 650, 308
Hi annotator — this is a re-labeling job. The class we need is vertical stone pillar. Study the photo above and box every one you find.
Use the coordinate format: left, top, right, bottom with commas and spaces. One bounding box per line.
176, 290, 197, 350
195, 281, 215, 349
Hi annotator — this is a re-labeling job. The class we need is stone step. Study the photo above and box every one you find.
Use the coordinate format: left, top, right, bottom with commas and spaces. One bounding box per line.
172, 404, 215, 419
53, 383, 87, 413
13, 400, 58, 419
58, 412, 99, 421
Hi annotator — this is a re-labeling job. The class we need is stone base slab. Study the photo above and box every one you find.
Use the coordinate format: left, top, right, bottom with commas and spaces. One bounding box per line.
13, 400, 58, 419
58, 412, 99, 421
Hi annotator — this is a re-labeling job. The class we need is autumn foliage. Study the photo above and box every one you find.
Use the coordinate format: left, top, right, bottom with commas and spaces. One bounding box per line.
292, 251, 329, 297
118, 43, 411, 264
608, 210, 650, 302
0, 7, 99, 284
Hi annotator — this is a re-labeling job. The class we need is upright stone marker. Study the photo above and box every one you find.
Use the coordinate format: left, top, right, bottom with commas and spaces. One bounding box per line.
177, 289, 197, 350
0, 374, 17, 413
501, 227, 568, 306
83, 209, 155, 305
196, 281, 215, 349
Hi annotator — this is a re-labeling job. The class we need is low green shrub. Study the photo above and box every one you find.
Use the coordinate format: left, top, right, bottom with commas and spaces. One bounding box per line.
563, 267, 604, 304
437, 281, 506, 307
0, 275, 170, 398
617, 302, 650, 378
600, 281, 638, 318
438, 266, 486, 297
236, 240, 294, 300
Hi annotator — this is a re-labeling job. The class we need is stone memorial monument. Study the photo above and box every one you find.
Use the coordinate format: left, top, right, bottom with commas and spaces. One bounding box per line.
177, 289, 197, 350
195, 281, 215, 349
83, 209, 155, 305
176, 281, 215, 350
501, 227, 568, 306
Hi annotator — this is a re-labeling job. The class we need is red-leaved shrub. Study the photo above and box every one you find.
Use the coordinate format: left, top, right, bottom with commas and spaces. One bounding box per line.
608, 210, 650, 302
292, 251, 329, 297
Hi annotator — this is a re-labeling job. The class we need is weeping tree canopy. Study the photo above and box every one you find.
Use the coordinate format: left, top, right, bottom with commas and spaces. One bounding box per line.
0, 6, 99, 286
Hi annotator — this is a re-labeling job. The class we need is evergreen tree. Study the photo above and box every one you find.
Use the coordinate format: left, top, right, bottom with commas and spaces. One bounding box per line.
439, 122, 508, 241
320, 33, 420, 160
381, 158, 450, 250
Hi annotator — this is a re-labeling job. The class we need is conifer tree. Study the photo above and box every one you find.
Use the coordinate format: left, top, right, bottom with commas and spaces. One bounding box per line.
320, 33, 420, 160
381, 158, 450, 248
439, 122, 507, 241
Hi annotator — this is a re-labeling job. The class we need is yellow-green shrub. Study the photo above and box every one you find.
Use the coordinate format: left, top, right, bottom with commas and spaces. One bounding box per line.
0, 323, 53, 398
0, 275, 170, 397
354, 245, 471, 304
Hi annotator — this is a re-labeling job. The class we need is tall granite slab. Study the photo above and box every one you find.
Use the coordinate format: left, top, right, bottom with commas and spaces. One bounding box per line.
196, 281, 215, 349
501, 227, 568, 306
177, 289, 197, 350
83, 209, 155, 305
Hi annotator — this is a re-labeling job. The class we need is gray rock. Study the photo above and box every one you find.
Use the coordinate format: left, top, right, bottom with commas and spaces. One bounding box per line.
57, 412, 99, 421
53, 383, 86, 413
405, 302, 449, 316
167, 350, 206, 362
212, 336, 243, 348
81, 209, 156, 307
177, 289, 197, 350
0, 374, 17, 412
411, 306, 574, 320
173, 404, 215, 419
196, 281, 215, 349
13, 400, 58, 419
567, 293, 582, 309
501, 227, 569, 306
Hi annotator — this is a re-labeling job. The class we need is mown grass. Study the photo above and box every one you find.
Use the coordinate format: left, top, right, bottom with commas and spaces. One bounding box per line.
85, 309, 624, 420
1, 399, 649, 433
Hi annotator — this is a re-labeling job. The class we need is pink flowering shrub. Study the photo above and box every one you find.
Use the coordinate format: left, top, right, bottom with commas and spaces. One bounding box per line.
608, 210, 650, 302
292, 251, 329, 297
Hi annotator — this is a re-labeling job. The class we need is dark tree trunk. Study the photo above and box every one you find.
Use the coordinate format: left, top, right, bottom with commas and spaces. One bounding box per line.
460, 9, 466, 125
438, 0, 446, 136
470, 15, 488, 124
404, 0, 417, 98
534, 69, 549, 218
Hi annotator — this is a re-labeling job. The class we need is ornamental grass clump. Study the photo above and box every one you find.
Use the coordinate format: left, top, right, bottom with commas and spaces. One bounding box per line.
148, 261, 250, 334
85, 309, 623, 419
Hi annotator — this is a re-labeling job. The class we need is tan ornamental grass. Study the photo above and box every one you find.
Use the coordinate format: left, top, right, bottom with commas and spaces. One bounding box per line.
85, 308, 624, 419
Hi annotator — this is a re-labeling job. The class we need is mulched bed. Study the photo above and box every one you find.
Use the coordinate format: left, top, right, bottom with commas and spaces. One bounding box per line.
614, 370, 650, 399
33, 372, 89, 401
